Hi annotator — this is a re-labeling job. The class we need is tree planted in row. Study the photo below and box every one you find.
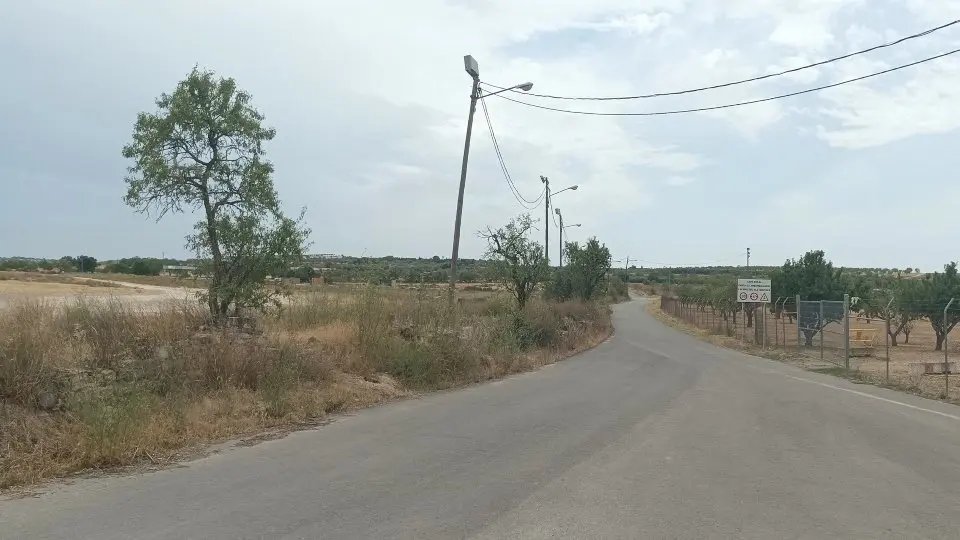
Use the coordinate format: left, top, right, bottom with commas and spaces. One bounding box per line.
770, 250, 871, 346
915, 262, 960, 350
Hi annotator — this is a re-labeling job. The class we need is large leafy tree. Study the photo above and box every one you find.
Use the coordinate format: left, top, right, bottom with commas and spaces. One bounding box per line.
480, 214, 548, 309
122, 67, 309, 320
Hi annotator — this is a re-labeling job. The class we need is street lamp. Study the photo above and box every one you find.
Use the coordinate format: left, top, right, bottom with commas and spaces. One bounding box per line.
541, 180, 579, 267
553, 185, 579, 197
554, 208, 582, 267
449, 55, 533, 305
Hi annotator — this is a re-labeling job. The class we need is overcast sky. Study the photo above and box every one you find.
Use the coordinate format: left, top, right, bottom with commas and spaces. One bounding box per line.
1, 1, 958, 269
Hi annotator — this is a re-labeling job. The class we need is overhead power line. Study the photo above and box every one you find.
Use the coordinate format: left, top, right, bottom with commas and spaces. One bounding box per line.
481, 48, 960, 116
478, 96, 545, 209
483, 19, 960, 101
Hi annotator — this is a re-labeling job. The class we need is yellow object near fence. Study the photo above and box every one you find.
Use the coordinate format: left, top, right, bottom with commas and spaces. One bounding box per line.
850, 328, 876, 357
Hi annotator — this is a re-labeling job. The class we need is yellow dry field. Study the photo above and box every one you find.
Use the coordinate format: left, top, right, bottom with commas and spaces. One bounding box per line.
0, 279, 152, 297
0, 272, 196, 311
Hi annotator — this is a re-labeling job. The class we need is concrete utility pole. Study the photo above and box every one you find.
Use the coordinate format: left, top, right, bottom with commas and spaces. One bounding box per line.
448, 56, 481, 306
448, 55, 533, 306
546, 182, 579, 268
559, 220, 581, 268
555, 208, 563, 266
541, 175, 550, 267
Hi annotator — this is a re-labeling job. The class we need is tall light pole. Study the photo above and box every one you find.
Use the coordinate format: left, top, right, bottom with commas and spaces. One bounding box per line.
541, 176, 550, 266
542, 180, 578, 267
555, 207, 581, 268
555, 207, 562, 266
449, 54, 533, 305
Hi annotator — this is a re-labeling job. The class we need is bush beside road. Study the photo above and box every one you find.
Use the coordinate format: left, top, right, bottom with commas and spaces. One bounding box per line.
0, 285, 612, 489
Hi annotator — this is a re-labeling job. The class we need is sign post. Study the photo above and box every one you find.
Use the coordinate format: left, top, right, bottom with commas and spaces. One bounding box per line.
736, 279, 771, 345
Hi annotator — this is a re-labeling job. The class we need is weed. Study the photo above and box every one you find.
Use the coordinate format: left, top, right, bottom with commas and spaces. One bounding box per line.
0, 286, 612, 488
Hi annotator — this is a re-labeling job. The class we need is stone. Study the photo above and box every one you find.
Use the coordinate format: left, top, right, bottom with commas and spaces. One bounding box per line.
36, 390, 58, 411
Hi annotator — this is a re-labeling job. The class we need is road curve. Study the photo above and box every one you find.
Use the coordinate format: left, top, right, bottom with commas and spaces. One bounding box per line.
4, 299, 960, 539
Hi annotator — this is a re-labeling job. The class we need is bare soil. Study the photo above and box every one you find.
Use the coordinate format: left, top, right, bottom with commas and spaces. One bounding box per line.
653, 298, 960, 404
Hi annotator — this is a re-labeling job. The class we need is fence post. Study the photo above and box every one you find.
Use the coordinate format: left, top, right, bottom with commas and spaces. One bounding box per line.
843, 294, 850, 370
945, 298, 955, 398
819, 300, 825, 362
884, 297, 893, 384
733, 302, 747, 345
763, 304, 768, 348
774, 297, 781, 347
796, 295, 802, 358
781, 297, 787, 348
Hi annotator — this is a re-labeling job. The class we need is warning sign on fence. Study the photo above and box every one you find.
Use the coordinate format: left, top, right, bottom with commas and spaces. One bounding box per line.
736, 279, 771, 303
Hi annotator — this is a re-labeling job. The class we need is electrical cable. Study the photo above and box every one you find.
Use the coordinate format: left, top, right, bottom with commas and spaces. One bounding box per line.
480, 48, 960, 116
480, 95, 539, 207
482, 19, 960, 101
479, 96, 546, 209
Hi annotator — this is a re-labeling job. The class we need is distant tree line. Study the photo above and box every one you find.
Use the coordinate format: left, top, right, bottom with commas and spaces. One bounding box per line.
669, 249, 960, 351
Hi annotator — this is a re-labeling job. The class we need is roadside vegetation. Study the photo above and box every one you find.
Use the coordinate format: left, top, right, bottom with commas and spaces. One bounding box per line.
654, 249, 960, 404
0, 67, 624, 489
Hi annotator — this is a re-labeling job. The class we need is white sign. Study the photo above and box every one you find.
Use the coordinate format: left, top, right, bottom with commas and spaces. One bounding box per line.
737, 278, 771, 303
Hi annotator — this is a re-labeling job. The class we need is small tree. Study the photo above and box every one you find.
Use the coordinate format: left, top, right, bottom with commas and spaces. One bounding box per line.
867, 278, 924, 346
54, 256, 77, 272
916, 262, 960, 350
123, 66, 309, 321
773, 250, 870, 346
75, 255, 97, 273
480, 214, 548, 309
564, 238, 612, 300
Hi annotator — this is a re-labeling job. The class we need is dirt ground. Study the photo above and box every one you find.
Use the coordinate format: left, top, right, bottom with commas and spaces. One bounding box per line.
0, 275, 499, 313
0, 274, 198, 311
660, 298, 960, 403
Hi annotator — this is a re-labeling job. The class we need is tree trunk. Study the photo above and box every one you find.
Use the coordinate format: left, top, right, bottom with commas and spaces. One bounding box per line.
201, 192, 225, 321
935, 332, 945, 351
745, 307, 754, 328
904, 330, 911, 344
890, 332, 898, 346
803, 329, 816, 347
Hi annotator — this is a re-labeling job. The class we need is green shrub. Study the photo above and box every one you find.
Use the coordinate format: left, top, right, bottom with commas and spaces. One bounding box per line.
607, 274, 629, 302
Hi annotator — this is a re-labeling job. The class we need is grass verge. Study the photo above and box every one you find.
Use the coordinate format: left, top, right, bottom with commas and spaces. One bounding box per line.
645, 297, 960, 407
1, 287, 612, 490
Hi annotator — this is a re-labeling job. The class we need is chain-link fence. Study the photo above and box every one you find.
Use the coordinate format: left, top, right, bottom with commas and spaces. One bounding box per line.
797, 299, 849, 367
847, 297, 960, 402
659, 295, 800, 351
659, 294, 852, 365
659, 293, 960, 403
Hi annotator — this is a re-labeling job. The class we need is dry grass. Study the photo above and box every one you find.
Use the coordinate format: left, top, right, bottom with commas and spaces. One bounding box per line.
0, 285, 611, 489
91, 273, 209, 288
0, 271, 122, 289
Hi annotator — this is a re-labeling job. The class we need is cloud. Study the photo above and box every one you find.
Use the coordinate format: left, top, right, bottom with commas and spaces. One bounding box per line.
1, 0, 959, 271
665, 176, 697, 187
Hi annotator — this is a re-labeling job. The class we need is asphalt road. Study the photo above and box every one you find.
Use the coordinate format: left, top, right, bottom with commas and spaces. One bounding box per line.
4, 299, 960, 539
